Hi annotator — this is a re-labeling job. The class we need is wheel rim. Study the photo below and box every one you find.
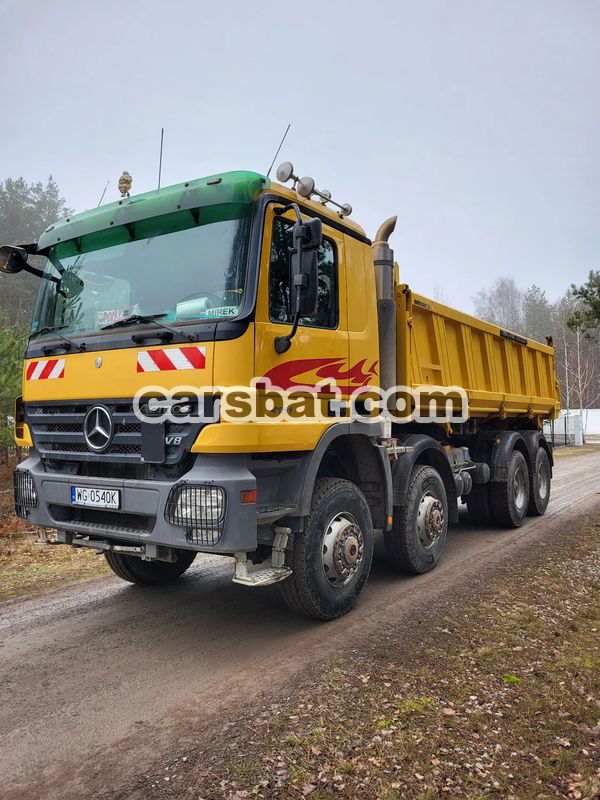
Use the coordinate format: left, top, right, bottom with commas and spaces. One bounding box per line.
537, 458, 550, 501
321, 512, 364, 587
417, 491, 445, 549
513, 465, 528, 511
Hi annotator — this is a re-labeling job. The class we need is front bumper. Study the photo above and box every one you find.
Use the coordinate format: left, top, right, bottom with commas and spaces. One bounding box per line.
15, 452, 257, 554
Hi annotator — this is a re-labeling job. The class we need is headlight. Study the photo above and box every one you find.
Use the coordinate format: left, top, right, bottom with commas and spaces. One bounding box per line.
165, 483, 226, 545
14, 470, 37, 518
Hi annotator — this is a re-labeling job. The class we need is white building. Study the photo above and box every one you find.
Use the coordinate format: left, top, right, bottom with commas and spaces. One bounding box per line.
544, 409, 600, 445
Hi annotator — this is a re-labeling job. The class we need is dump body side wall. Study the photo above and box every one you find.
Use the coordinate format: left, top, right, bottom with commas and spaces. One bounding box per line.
397, 285, 560, 420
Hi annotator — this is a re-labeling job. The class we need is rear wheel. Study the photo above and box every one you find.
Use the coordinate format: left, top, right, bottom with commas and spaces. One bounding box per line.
489, 450, 530, 528
279, 477, 374, 620
528, 447, 551, 516
104, 549, 196, 585
384, 464, 448, 574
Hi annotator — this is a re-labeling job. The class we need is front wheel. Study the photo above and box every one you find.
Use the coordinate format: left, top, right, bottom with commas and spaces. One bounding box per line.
384, 464, 449, 574
104, 549, 196, 585
279, 477, 374, 620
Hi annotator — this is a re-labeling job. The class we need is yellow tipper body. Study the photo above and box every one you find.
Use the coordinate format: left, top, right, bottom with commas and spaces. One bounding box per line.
397, 286, 560, 420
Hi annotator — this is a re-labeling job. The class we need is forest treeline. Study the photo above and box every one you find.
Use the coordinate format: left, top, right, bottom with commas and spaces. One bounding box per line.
472, 276, 600, 413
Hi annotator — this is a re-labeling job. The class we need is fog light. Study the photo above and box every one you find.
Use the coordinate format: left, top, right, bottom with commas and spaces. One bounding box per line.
14, 470, 37, 519
178, 486, 225, 524
165, 483, 226, 545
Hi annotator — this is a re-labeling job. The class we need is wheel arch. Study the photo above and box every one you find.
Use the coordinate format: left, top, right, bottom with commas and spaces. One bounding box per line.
391, 434, 458, 524
519, 429, 554, 475
469, 430, 530, 482
295, 423, 393, 531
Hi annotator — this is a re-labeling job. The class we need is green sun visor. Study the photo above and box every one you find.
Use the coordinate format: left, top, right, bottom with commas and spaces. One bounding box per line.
49, 201, 250, 260
37, 170, 269, 252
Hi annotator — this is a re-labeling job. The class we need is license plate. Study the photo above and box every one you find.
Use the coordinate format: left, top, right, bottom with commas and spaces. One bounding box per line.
71, 486, 120, 509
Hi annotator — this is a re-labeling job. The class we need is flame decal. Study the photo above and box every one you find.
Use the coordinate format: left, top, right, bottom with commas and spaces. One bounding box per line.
263, 357, 378, 393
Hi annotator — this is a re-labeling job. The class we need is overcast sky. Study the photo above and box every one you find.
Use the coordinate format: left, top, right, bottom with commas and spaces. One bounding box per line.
1, 0, 598, 309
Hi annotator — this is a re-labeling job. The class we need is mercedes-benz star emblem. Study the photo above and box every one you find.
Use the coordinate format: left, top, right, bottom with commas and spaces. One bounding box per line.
83, 406, 114, 452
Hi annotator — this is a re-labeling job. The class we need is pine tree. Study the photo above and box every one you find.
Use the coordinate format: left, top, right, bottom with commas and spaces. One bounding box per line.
0, 176, 73, 326
570, 270, 600, 334
0, 316, 26, 452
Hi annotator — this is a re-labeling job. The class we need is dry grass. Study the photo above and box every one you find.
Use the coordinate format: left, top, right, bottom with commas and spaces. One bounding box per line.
0, 528, 109, 602
553, 444, 600, 459
0, 461, 108, 602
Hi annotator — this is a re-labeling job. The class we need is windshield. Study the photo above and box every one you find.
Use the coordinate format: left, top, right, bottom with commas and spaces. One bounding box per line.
30, 203, 252, 340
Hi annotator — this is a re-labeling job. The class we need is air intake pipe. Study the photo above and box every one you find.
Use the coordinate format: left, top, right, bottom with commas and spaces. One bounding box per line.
373, 216, 397, 394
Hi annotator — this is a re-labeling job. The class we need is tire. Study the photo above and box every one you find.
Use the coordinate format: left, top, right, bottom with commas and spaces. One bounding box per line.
278, 477, 374, 621
528, 447, 551, 516
104, 548, 196, 585
489, 449, 530, 528
466, 484, 492, 525
384, 464, 448, 575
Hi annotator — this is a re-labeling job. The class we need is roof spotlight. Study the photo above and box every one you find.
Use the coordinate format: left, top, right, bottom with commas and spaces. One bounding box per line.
274, 162, 353, 217
296, 176, 315, 198
275, 161, 295, 183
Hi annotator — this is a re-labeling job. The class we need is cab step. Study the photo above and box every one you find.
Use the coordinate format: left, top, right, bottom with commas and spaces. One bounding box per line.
232, 536, 292, 587
232, 565, 292, 587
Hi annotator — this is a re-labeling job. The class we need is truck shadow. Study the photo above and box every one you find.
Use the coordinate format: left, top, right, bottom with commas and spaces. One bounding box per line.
112, 512, 493, 644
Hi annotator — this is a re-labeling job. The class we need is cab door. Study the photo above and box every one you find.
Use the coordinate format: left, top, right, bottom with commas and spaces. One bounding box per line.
254, 203, 349, 405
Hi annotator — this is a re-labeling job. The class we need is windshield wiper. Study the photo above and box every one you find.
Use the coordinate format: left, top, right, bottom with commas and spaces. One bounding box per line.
100, 313, 194, 342
29, 325, 86, 353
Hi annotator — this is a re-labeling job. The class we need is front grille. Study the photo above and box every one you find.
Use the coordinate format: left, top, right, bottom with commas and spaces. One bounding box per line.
35, 404, 80, 414
119, 423, 142, 433
42, 442, 141, 455
26, 399, 201, 465
43, 442, 88, 453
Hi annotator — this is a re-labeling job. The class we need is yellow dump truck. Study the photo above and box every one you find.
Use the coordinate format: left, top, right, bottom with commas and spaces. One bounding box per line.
1, 165, 560, 619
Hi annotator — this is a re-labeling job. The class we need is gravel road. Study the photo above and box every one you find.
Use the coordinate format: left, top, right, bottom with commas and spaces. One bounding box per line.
2, 450, 599, 800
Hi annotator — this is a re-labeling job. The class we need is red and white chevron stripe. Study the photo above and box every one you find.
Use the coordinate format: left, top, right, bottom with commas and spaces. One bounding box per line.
136, 346, 206, 373
26, 358, 65, 381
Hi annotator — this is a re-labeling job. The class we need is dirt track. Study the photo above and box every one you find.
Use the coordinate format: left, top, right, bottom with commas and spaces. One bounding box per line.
1, 451, 600, 800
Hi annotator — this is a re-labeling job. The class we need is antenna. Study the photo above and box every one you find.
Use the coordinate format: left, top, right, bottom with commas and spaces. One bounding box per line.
266, 123, 291, 178
158, 127, 165, 190
97, 179, 110, 207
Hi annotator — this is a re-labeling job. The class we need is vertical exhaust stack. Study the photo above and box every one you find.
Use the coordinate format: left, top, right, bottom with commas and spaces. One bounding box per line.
373, 216, 398, 395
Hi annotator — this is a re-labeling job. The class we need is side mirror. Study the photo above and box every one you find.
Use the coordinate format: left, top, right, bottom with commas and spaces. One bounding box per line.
290, 218, 322, 317
0, 245, 28, 275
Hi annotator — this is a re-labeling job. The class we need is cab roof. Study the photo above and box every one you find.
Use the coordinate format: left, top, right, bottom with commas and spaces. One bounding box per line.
36, 169, 368, 251
37, 170, 268, 250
